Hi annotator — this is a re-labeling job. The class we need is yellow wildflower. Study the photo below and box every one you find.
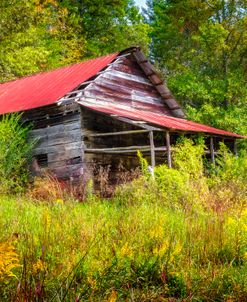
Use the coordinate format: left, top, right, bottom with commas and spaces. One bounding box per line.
87, 276, 97, 287
107, 290, 117, 302
0, 241, 21, 281
120, 242, 133, 258
226, 217, 235, 226
43, 209, 51, 229
153, 240, 169, 257
172, 242, 182, 257
33, 259, 47, 274
55, 198, 64, 205
149, 225, 164, 240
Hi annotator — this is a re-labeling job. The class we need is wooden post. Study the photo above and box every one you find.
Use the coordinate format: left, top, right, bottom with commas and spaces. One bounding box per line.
149, 131, 155, 176
210, 137, 215, 165
166, 131, 172, 168
234, 139, 238, 157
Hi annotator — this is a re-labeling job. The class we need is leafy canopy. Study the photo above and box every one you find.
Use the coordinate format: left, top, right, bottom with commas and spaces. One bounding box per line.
145, 0, 247, 135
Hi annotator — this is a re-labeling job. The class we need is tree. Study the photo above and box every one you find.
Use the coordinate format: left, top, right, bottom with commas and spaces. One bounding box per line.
0, 0, 85, 82
145, 0, 247, 134
59, 0, 150, 57
0, 0, 150, 82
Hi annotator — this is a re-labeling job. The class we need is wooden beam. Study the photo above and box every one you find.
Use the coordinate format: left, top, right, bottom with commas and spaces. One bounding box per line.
210, 137, 215, 165
166, 131, 172, 168
85, 145, 168, 154
115, 116, 163, 131
149, 131, 156, 170
87, 129, 149, 137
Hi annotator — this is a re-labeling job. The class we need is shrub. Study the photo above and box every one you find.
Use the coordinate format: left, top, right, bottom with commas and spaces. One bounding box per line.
0, 113, 33, 193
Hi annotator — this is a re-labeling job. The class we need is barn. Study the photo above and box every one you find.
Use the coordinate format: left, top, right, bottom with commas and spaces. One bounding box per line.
0, 47, 243, 183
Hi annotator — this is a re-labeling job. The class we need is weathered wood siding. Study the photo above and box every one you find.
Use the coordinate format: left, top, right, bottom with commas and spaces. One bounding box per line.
23, 102, 84, 180
82, 54, 173, 115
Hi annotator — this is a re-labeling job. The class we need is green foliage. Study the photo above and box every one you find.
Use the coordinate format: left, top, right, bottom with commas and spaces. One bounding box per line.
0, 114, 33, 193
0, 0, 150, 82
145, 0, 247, 135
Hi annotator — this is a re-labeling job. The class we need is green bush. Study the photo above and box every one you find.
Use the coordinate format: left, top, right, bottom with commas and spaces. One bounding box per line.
0, 113, 33, 193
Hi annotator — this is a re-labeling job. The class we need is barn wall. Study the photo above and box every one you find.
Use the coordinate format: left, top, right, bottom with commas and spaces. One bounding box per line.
82, 54, 173, 115
23, 102, 84, 181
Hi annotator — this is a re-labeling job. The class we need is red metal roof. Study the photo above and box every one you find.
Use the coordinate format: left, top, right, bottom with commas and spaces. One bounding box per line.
0, 53, 118, 114
0, 50, 243, 138
81, 103, 244, 138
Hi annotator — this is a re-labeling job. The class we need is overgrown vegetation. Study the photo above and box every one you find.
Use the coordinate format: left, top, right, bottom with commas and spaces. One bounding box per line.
0, 140, 246, 301
0, 114, 33, 193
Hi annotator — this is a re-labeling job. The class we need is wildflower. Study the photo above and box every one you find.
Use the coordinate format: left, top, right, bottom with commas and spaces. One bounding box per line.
107, 290, 117, 302
149, 225, 164, 240
33, 259, 47, 274
120, 242, 133, 258
0, 241, 21, 281
153, 240, 169, 256
87, 276, 97, 287
55, 198, 64, 205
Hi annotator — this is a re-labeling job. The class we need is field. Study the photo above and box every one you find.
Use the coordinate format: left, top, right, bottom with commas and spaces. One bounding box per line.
0, 141, 247, 301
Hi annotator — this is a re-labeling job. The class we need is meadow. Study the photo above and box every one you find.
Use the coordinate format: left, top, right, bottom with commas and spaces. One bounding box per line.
0, 140, 247, 301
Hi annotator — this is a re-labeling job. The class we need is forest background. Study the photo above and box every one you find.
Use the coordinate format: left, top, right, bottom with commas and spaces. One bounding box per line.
0, 0, 246, 136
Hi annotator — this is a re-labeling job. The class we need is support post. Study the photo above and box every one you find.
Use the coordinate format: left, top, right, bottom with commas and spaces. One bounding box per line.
210, 137, 215, 165
149, 131, 155, 177
166, 131, 172, 168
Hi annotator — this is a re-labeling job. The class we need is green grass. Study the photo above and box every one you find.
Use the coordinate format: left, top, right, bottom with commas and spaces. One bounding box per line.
0, 192, 246, 301
0, 140, 246, 301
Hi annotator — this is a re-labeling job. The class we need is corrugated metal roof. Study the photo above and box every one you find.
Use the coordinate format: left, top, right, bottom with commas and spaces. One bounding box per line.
0, 53, 118, 114
80, 102, 244, 138
0, 49, 244, 138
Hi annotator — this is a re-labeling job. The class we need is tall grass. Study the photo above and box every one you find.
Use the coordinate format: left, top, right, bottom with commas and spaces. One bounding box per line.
0, 113, 33, 193
0, 140, 246, 301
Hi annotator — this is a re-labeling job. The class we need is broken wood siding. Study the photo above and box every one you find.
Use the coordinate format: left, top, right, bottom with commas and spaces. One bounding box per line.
23, 102, 84, 180
82, 54, 174, 115
81, 107, 171, 181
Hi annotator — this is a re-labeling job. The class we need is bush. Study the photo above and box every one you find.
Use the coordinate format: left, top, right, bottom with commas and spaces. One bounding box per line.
0, 113, 33, 193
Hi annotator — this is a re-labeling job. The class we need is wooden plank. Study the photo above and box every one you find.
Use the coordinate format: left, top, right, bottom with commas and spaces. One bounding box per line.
103, 70, 152, 86
171, 108, 185, 118
164, 98, 181, 109
87, 129, 149, 137
33, 142, 83, 155
138, 61, 156, 76
85, 146, 167, 154
156, 84, 172, 97
115, 117, 163, 131
48, 149, 83, 163
166, 131, 172, 168
149, 73, 163, 85
149, 131, 156, 170
133, 50, 148, 63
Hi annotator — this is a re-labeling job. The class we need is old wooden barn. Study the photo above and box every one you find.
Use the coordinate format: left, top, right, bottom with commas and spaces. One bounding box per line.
0, 47, 243, 183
